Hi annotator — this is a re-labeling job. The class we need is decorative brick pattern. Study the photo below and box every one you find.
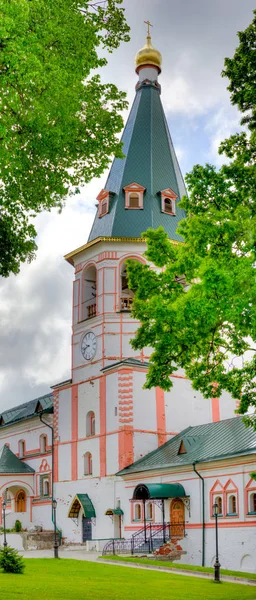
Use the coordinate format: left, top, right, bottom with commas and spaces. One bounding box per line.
118, 372, 133, 424
53, 390, 59, 440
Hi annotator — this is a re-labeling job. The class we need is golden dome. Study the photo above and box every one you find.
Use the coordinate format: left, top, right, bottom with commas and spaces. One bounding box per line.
135, 34, 162, 74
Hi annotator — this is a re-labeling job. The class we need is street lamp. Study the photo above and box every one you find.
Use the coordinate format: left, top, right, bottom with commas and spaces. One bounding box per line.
212, 502, 221, 582
52, 499, 59, 558
2, 500, 7, 547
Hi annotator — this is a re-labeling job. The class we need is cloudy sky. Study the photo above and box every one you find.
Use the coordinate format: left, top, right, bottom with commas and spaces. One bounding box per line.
0, 0, 255, 411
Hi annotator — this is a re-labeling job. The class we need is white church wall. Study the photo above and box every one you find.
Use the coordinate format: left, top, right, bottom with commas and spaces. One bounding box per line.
133, 431, 158, 462
78, 380, 99, 439
0, 418, 51, 456
165, 378, 212, 432
58, 387, 72, 442
106, 433, 119, 475
77, 437, 100, 478
219, 390, 237, 420
106, 373, 118, 432
58, 443, 72, 481
30, 504, 53, 531
133, 372, 156, 431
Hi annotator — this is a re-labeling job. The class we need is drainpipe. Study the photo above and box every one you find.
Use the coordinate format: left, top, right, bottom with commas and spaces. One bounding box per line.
39, 413, 62, 544
193, 463, 205, 566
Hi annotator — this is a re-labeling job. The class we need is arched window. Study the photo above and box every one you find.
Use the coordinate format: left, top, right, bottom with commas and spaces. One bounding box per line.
215, 496, 223, 515
86, 411, 95, 437
84, 452, 92, 476
18, 440, 25, 458
82, 266, 97, 321
228, 495, 237, 514
43, 478, 50, 497
250, 493, 256, 513
40, 434, 47, 454
120, 263, 134, 311
134, 503, 141, 520
163, 197, 175, 214
146, 502, 153, 520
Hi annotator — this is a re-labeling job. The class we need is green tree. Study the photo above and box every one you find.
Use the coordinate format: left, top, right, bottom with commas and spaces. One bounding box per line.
127, 10, 256, 427
0, 0, 129, 277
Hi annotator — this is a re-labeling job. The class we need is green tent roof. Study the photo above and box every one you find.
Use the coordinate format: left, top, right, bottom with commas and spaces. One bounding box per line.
88, 81, 186, 243
105, 508, 124, 516
0, 393, 53, 429
133, 483, 186, 499
68, 494, 96, 519
0, 445, 34, 474
117, 416, 256, 476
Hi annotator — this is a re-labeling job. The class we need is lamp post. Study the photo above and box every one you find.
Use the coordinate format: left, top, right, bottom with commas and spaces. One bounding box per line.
52, 499, 59, 558
2, 500, 7, 547
213, 502, 221, 582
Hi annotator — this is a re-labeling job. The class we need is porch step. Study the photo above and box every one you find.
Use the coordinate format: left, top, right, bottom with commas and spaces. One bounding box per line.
154, 540, 186, 561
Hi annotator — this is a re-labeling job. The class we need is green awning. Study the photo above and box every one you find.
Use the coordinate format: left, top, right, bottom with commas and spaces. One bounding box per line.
132, 483, 186, 500
105, 508, 124, 516
68, 494, 96, 519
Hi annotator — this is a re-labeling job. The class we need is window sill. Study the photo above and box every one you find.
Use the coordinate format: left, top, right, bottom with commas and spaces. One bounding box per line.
225, 513, 238, 517
132, 519, 142, 523
247, 512, 256, 516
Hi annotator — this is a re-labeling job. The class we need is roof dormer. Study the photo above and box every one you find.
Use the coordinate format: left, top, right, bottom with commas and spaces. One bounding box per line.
123, 182, 146, 210
97, 189, 110, 218
160, 188, 177, 215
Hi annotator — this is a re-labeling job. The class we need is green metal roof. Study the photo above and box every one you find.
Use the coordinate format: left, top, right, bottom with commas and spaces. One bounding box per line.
0, 445, 34, 474
68, 494, 96, 519
117, 416, 256, 476
105, 508, 124, 516
0, 393, 53, 429
133, 483, 186, 499
88, 81, 186, 243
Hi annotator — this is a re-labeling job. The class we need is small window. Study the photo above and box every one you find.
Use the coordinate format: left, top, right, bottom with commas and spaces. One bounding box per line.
215, 496, 223, 515
40, 434, 47, 454
97, 189, 109, 218
163, 197, 175, 214
86, 411, 95, 437
134, 503, 142, 520
146, 502, 153, 520
249, 492, 256, 513
101, 200, 108, 216
43, 479, 50, 497
84, 452, 92, 476
228, 495, 237, 514
18, 440, 25, 458
129, 193, 140, 208
124, 182, 145, 210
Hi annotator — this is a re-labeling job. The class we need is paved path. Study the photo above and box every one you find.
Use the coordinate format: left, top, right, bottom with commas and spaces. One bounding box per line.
21, 548, 100, 561
99, 559, 256, 586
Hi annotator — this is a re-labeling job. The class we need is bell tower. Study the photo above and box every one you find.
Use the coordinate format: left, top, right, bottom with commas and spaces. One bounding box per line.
55, 30, 233, 497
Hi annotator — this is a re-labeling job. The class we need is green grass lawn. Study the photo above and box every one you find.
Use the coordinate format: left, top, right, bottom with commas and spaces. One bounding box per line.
0, 559, 256, 600
99, 555, 256, 580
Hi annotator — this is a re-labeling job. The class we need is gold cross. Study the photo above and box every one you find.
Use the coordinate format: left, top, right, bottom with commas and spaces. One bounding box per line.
144, 20, 153, 36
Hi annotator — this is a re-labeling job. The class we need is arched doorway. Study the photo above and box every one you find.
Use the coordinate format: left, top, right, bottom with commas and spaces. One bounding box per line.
16, 490, 26, 513
170, 498, 185, 539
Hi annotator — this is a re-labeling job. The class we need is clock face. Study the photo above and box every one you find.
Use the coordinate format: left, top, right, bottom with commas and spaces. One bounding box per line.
81, 331, 97, 361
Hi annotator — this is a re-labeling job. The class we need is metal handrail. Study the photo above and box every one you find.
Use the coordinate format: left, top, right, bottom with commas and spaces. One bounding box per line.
102, 521, 186, 556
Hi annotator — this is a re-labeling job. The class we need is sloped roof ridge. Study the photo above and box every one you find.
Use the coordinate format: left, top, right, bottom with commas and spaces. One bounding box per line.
1, 391, 53, 419
0, 445, 35, 474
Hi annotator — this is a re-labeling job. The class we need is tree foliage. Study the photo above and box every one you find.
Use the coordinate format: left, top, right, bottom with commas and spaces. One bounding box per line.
127, 10, 256, 427
0, 0, 129, 276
